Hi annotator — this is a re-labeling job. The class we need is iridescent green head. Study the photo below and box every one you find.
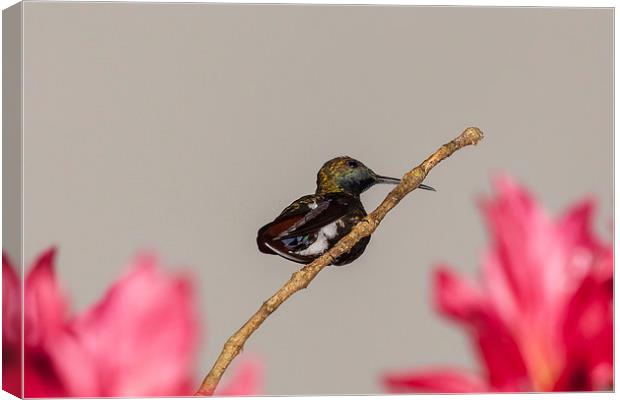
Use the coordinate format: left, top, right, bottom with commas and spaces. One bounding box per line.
315, 156, 434, 196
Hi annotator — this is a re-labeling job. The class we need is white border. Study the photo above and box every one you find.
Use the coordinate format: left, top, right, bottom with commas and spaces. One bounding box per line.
0, 2, 615, 400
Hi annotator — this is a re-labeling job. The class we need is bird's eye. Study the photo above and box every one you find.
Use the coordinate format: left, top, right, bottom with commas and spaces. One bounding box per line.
346, 160, 359, 168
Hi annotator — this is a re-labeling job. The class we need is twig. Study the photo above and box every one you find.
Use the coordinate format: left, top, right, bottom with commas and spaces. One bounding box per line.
195, 127, 485, 396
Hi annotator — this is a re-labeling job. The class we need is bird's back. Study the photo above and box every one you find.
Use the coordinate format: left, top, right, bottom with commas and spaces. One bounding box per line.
257, 193, 370, 265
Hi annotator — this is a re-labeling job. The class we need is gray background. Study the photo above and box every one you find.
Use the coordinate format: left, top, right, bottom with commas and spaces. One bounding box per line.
18, 3, 612, 395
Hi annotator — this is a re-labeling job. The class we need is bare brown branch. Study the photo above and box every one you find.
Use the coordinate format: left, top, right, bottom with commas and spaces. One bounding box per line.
195, 127, 485, 396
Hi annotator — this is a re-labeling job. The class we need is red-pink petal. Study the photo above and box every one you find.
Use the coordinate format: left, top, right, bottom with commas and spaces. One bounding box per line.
479, 175, 578, 372
216, 357, 263, 396
433, 265, 529, 390
42, 327, 101, 397
556, 198, 608, 291
21, 248, 75, 397
2, 252, 21, 345
591, 246, 613, 284
24, 348, 69, 398
383, 368, 489, 393
480, 249, 518, 325
471, 309, 530, 391
51, 253, 199, 397
479, 174, 570, 318
558, 198, 602, 253
2, 253, 22, 397
557, 269, 613, 391
3, 357, 22, 398
24, 248, 69, 347
434, 266, 484, 321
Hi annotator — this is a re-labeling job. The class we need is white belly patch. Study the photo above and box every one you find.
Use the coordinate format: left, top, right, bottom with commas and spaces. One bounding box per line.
296, 222, 339, 256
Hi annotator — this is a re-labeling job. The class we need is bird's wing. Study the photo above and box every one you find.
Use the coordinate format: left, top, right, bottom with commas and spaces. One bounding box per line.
257, 194, 352, 259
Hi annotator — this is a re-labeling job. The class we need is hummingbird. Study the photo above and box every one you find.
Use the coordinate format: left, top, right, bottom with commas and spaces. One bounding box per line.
256, 156, 435, 266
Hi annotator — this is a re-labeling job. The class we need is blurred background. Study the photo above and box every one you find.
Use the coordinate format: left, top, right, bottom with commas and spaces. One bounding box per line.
17, 4, 611, 395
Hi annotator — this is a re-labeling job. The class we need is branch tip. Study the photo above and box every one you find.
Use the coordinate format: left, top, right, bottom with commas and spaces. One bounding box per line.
461, 127, 484, 145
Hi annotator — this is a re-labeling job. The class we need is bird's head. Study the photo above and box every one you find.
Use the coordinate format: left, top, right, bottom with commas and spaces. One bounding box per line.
315, 156, 435, 196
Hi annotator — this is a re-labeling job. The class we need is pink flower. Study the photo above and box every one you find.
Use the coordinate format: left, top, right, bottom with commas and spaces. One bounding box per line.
383, 175, 613, 393
2, 252, 23, 397
3, 249, 262, 397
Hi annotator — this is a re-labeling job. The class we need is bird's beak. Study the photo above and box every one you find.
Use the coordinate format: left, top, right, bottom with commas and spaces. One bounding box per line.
375, 175, 436, 191
374, 175, 401, 185
418, 183, 436, 191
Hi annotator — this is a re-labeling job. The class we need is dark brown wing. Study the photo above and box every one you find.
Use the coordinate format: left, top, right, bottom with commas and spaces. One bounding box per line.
257, 194, 354, 264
